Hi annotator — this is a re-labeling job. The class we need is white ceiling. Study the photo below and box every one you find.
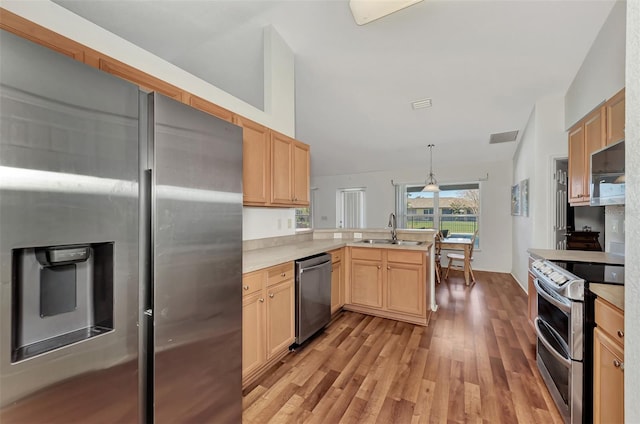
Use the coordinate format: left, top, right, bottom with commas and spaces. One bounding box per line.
53, 0, 616, 177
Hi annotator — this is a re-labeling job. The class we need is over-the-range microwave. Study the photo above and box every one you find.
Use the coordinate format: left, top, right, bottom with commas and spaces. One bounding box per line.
590, 139, 625, 206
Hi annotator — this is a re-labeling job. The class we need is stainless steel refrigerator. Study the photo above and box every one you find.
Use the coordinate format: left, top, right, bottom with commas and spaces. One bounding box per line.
0, 30, 242, 423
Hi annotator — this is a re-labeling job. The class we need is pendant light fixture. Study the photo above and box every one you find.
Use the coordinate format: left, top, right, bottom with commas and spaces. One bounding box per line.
422, 144, 440, 192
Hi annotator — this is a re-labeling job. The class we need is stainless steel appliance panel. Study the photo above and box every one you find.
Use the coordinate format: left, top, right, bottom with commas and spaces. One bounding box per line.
148, 93, 242, 423
295, 253, 332, 345
0, 30, 140, 421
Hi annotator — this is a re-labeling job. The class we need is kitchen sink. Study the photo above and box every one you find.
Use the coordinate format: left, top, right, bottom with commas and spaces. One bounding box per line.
358, 239, 424, 246
360, 239, 394, 244
393, 240, 423, 246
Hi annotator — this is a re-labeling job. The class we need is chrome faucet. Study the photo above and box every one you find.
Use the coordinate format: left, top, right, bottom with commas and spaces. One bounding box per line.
388, 212, 397, 242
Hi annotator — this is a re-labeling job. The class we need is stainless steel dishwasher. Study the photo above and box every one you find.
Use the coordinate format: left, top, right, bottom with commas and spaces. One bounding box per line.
295, 253, 332, 345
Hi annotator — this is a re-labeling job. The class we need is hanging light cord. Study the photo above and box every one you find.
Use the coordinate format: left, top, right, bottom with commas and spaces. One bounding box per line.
427, 144, 437, 184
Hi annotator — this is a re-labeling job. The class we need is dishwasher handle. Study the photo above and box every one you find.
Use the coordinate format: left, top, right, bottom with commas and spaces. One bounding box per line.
299, 260, 331, 274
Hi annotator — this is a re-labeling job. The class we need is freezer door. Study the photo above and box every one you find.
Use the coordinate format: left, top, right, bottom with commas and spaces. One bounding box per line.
0, 30, 140, 422
149, 93, 243, 423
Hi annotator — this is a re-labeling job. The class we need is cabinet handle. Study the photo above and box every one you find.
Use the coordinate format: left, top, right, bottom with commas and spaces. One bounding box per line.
281, 272, 286, 277
387, 266, 391, 270
269, 293, 274, 298
377, 265, 381, 269
259, 298, 264, 303
243, 285, 249, 291
613, 359, 623, 370
617, 330, 624, 338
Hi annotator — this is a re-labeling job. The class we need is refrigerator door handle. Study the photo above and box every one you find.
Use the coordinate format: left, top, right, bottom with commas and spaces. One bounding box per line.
139, 167, 154, 424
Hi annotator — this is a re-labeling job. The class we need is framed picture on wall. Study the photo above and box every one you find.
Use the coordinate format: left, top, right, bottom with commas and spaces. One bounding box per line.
511, 184, 521, 216
520, 179, 529, 217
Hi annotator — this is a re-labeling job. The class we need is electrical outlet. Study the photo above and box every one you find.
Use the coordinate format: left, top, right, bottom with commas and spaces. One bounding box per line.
287, 218, 292, 228
278, 219, 282, 230
354, 232, 362, 239
333, 233, 342, 239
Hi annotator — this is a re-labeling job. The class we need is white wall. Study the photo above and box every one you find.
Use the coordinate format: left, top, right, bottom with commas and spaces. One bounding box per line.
511, 95, 568, 290
1, 1, 299, 241
243, 207, 297, 240
625, 1, 639, 421
312, 160, 513, 273
512, 108, 536, 289
2, 1, 296, 137
565, 1, 626, 128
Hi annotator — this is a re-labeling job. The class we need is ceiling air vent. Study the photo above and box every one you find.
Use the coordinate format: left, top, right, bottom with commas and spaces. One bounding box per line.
489, 130, 519, 144
411, 98, 432, 109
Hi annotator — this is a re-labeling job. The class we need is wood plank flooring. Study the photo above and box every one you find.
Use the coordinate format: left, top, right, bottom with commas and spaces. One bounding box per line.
243, 271, 564, 423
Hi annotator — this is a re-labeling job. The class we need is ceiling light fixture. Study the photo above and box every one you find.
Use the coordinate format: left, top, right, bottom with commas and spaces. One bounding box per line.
349, 0, 424, 26
422, 144, 440, 192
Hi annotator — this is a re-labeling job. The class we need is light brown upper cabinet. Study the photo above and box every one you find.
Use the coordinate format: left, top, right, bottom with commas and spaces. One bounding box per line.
0, 9, 86, 62
270, 131, 310, 207
234, 116, 271, 205
568, 88, 625, 206
605, 88, 625, 146
188, 94, 234, 123
568, 106, 605, 205
97, 57, 185, 102
293, 142, 310, 206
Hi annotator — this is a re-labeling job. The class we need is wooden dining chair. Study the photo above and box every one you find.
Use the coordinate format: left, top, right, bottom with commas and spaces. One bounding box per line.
445, 230, 478, 282
434, 231, 443, 284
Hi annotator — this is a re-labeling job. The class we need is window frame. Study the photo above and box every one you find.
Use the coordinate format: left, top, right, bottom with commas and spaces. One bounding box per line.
397, 181, 481, 246
336, 187, 366, 229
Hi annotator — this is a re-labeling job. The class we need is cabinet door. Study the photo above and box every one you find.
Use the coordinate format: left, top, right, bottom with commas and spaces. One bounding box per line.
331, 260, 343, 314
583, 107, 606, 201
236, 117, 270, 205
605, 89, 625, 146
293, 141, 310, 206
98, 57, 184, 101
188, 94, 233, 123
265, 279, 295, 358
528, 271, 537, 328
351, 259, 383, 308
593, 327, 624, 424
568, 124, 586, 203
270, 131, 294, 205
386, 262, 424, 316
242, 291, 265, 378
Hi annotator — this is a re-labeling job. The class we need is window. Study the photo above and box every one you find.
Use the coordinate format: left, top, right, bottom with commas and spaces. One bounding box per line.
296, 188, 316, 230
396, 182, 480, 245
295, 207, 311, 229
337, 188, 365, 228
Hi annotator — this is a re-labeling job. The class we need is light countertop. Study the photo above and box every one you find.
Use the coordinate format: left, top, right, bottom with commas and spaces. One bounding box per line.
589, 283, 624, 311
528, 248, 624, 265
243, 239, 432, 273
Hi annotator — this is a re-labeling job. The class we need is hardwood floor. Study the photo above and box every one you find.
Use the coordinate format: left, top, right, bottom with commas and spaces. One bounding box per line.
243, 271, 563, 423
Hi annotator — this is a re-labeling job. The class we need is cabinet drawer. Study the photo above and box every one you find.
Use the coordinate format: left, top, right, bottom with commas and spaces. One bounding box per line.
329, 248, 343, 263
595, 297, 624, 346
351, 247, 383, 261
242, 271, 264, 296
267, 262, 294, 286
387, 249, 424, 265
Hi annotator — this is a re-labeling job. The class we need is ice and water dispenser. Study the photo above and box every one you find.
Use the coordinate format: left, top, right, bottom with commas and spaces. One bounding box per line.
11, 243, 114, 362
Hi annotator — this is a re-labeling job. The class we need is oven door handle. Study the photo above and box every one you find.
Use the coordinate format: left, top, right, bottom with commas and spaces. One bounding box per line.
534, 278, 571, 313
535, 318, 572, 368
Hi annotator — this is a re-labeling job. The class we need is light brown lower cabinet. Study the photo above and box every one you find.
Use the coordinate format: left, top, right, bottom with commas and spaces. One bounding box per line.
345, 247, 429, 326
593, 298, 624, 424
329, 248, 345, 314
242, 262, 294, 388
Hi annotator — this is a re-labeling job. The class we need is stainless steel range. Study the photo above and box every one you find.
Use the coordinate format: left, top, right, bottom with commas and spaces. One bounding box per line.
530, 259, 585, 424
